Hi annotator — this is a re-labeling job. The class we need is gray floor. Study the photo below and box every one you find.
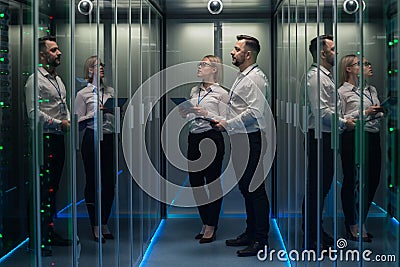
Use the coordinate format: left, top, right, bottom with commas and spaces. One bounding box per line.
1, 190, 398, 266
141, 217, 289, 267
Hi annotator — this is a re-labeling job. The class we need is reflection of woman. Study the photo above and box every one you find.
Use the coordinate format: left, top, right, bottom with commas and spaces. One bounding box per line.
180, 55, 229, 243
75, 56, 115, 243
339, 55, 383, 242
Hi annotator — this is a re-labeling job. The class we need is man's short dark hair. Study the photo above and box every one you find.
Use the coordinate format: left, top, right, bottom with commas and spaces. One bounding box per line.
237, 34, 260, 54
38, 36, 56, 53
309, 34, 334, 60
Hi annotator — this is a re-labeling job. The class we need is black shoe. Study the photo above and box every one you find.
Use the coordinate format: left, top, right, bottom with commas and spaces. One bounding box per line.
226, 233, 251, 247
346, 229, 372, 243
322, 231, 334, 246
236, 241, 268, 257
92, 232, 106, 243
195, 233, 203, 240
199, 231, 216, 244
51, 232, 72, 246
103, 233, 114, 240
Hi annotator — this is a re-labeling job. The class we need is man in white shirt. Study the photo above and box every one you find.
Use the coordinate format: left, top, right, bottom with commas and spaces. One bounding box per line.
213, 35, 270, 257
25, 36, 71, 256
302, 35, 355, 250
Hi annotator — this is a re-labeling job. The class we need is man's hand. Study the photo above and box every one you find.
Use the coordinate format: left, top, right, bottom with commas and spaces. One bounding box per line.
212, 120, 227, 132
61, 120, 70, 132
345, 118, 356, 131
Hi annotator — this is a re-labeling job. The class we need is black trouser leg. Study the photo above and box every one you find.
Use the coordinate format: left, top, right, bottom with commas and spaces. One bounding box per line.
188, 130, 224, 228
81, 129, 115, 227
232, 131, 269, 243
361, 132, 381, 223
341, 130, 357, 227
302, 130, 334, 243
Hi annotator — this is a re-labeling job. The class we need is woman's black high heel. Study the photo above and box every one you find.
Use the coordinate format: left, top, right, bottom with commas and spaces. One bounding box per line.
346, 229, 372, 243
199, 231, 216, 244
92, 227, 105, 243
199, 226, 217, 244
195, 233, 203, 240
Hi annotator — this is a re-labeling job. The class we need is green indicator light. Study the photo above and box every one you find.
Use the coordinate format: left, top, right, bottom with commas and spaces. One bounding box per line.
0, 102, 4, 106
38, 63, 43, 67
389, 41, 394, 46
38, 100, 43, 103
47, 204, 51, 208
357, 51, 361, 55
389, 184, 393, 188
0, 58, 4, 62
389, 127, 395, 132
0, 234, 3, 238
39, 27, 43, 31
48, 239, 51, 243
44, 99, 50, 102
46, 135, 50, 139
395, 39, 399, 44
46, 170, 50, 173
389, 70, 393, 74
0, 13, 4, 18
40, 209, 45, 213
396, 69, 399, 73
41, 245, 45, 248
40, 173, 43, 177
0, 146, 3, 150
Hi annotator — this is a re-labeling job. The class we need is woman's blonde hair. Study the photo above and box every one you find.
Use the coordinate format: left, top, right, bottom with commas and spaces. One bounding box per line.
84, 55, 103, 84
339, 54, 358, 86
203, 55, 223, 84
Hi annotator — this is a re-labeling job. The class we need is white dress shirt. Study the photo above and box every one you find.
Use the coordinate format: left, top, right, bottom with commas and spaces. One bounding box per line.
226, 64, 270, 134
306, 63, 346, 132
338, 82, 381, 133
188, 83, 229, 134
75, 83, 115, 133
25, 67, 70, 134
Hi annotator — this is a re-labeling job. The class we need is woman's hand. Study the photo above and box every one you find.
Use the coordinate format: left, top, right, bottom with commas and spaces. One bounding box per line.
365, 105, 383, 116
179, 108, 191, 118
190, 106, 208, 117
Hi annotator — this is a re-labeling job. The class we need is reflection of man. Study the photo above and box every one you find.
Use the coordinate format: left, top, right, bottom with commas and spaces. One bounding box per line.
25, 36, 72, 256
213, 35, 270, 257
302, 35, 355, 250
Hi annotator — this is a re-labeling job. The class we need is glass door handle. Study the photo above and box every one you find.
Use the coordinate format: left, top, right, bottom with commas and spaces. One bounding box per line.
75, 114, 80, 151
115, 107, 121, 134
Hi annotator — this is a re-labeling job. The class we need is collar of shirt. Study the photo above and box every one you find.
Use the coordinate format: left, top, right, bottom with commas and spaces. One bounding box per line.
199, 82, 219, 92
311, 63, 333, 81
38, 66, 58, 78
88, 83, 105, 93
239, 63, 258, 77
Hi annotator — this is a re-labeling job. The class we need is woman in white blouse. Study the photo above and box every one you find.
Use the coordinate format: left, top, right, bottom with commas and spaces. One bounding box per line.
75, 56, 115, 243
180, 55, 229, 243
338, 55, 383, 242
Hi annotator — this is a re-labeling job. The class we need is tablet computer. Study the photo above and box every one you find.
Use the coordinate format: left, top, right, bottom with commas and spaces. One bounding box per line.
198, 116, 218, 125
170, 97, 194, 109
103, 97, 128, 109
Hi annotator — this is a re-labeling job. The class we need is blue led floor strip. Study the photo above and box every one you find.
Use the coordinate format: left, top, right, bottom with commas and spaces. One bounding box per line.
271, 219, 292, 267
139, 219, 166, 267
0, 238, 29, 263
